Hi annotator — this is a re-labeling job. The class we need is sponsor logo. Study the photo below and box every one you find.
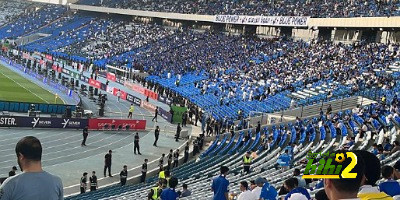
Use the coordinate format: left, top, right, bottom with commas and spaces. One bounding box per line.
126, 94, 134, 102
31, 118, 51, 128
61, 119, 70, 128
0, 117, 16, 126
66, 119, 81, 128
134, 97, 141, 105
302, 151, 358, 179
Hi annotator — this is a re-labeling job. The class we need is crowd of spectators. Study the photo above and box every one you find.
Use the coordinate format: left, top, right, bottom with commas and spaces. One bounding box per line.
61, 20, 175, 66
77, 0, 400, 18
0, 4, 66, 40
0, 0, 37, 27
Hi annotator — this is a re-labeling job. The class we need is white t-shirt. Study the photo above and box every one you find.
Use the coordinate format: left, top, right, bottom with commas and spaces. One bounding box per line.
238, 190, 257, 200
287, 193, 309, 200
251, 186, 262, 199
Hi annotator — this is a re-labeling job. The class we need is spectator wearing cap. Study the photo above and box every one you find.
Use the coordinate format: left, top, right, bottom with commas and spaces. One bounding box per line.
354, 150, 392, 200
379, 166, 400, 197
8, 166, 17, 177
211, 166, 230, 200
252, 177, 277, 200
283, 177, 310, 200
252, 177, 265, 198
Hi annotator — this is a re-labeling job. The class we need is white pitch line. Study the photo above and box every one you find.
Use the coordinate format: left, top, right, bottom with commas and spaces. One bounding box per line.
0, 131, 118, 165
0, 130, 76, 152
0, 130, 88, 153
0, 64, 50, 104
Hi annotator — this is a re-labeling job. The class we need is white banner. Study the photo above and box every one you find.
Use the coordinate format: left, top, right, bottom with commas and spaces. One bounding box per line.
214, 15, 309, 27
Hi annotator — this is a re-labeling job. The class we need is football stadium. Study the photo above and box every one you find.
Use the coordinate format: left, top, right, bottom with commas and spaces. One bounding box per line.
0, 0, 400, 199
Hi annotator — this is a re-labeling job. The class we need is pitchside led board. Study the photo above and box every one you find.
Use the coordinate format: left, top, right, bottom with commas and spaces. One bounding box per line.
302, 151, 358, 179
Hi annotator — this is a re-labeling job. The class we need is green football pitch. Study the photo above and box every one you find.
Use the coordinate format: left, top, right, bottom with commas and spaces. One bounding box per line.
0, 64, 64, 104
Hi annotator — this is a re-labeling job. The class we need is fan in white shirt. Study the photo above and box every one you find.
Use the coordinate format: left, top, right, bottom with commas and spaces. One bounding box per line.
238, 181, 257, 200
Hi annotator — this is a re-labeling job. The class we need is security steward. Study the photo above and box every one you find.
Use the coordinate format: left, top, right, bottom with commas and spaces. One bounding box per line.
134, 132, 141, 155
80, 172, 88, 194
243, 151, 252, 174
141, 159, 148, 183
148, 181, 162, 200
81, 126, 89, 146
127, 104, 134, 119
89, 171, 98, 191
167, 149, 173, 170
153, 126, 160, 147
159, 166, 165, 180
120, 165, 128, 186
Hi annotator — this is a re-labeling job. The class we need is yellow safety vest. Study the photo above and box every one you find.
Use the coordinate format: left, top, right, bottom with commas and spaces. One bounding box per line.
152, 187, 160, 200
159, 171, 165, 179
129, 106, 134, 113
243, 156, 252, 164
358, 192, 393, 200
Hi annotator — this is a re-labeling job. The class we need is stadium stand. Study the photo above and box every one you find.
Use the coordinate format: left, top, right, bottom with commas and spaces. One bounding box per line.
0, 4, 67, 40
63, 100, 400, 199
76, 0, 400, 17
0, 0, 38, 27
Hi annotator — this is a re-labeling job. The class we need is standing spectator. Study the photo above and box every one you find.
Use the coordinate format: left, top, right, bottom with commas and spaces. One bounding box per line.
8, 166, 17, 177
134, 132, 141, 155
116, 89, 121, 102
379, 165, 400, 197
89, 171, 98, 192
154, 126, 160, 147
252, 177, 264, 198
0, 136, 63, 200
152, 107, 158, 122
81, 126, 88, 146
184, 142, 189, 163
237, 181, 257, 200
104, 150, 112, 177
80, 172, 88, 194
120, 165, 128, 186
141, 159, 148, 183
128, 104, 134, 119
243, 151, 252, 174
160, 176, 179, 200
173, 149, 179, 168
211, 166, 230, 200
326, 104, 332, 115
175, 123, 181, 142
179, 183, 191, 198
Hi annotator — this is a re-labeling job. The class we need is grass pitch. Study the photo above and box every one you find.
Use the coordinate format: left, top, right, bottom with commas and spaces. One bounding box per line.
0, 64, 64, 104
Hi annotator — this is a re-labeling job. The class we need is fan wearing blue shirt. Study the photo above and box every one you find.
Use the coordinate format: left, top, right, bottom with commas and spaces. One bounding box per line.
211, 166, 230, 200
379, 165, 400, 197
161, 176, 179, 200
